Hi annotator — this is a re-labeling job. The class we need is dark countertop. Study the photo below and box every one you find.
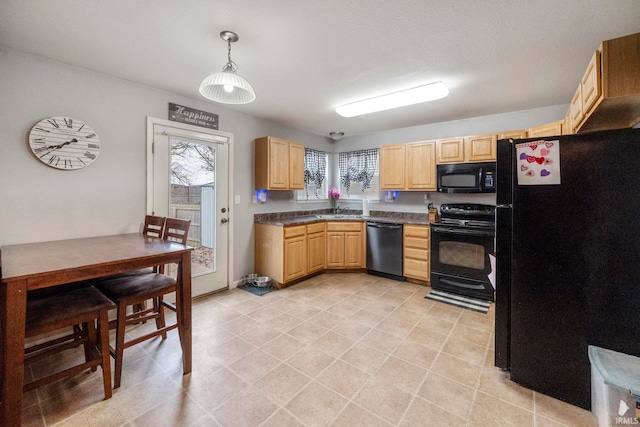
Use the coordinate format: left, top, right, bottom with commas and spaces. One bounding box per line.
255, 214, 431, 227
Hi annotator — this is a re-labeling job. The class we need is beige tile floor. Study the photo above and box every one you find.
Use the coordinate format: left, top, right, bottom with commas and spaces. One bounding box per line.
21, 273, 598, 426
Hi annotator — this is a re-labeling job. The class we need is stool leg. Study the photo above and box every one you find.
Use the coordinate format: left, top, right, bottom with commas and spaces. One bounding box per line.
85, 321, 98, 372
154, 297, 168, 340
98, 310, 113, 399
113, 300, 127, 389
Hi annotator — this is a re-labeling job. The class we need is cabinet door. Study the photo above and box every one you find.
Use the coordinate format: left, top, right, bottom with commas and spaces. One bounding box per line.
581, 51, 601, 115
326, 232, 345, 267
567, 85, 583, 134
465, 135, 497, 162
406, 141, 436, 190
380, 145, 406, 189
288, 142, 305, 190
284, 235, 307, 281
528, 120, 564, 138
268, 137, 289, 189
436, 138, 465, 164
344, 232, 363, 267
307, 232, 326, 273
498, 130, 528, 140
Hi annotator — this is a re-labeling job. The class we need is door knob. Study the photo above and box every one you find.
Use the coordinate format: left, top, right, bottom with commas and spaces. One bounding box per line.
221, 218, 229, 224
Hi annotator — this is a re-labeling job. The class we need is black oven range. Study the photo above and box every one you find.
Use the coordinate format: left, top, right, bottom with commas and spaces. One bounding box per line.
430, 204, 495, 301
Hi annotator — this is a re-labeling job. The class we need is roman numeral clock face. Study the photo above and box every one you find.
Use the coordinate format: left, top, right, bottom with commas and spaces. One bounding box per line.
28, 117, 101, 170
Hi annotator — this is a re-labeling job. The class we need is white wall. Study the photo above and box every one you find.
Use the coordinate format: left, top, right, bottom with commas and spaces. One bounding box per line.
330, 103, 569, 211
0, 47, 331, 281
0, 46, 568, 283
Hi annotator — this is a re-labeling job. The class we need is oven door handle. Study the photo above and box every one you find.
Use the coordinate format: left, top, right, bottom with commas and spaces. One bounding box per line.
431, 226, 494, 237
440, 277, 486, 290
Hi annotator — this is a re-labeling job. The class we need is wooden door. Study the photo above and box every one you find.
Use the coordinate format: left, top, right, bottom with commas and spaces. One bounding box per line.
326, 232, 345, 267
288, 142, 305, 190
406, 141, 436, 190
581, 51, 601, 115
465, 135, 497, 162
436, 138, 465, 163
344, 232, 363, 267
307, 231, 325, 273
380, 145, 406, 189
528, 120, 564, 138
284, 235, 307, 281
268, 137, 289, 189
498, 130, 528, 140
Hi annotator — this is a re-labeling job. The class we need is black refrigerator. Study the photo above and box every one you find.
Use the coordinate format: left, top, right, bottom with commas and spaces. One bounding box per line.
494, 127, 640, 410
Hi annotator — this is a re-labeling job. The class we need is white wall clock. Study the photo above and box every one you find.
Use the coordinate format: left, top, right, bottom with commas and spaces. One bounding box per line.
28, 116, 101, 170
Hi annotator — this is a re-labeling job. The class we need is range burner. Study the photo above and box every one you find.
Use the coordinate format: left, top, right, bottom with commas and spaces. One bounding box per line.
438, 204, 496, 228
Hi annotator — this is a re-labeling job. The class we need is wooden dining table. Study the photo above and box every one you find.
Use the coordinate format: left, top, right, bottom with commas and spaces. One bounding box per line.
0, 233, 193, 426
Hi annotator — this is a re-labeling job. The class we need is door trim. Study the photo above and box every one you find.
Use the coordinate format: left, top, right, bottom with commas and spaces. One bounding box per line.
145, 116, 234, 291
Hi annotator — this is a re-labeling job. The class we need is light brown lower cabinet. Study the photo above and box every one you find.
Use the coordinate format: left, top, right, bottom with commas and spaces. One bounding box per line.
403, 225, 430, 282
326, 222, 365, 268
306, 222, 326, 274
283, 229, 307, 282
254, 221, 363, 286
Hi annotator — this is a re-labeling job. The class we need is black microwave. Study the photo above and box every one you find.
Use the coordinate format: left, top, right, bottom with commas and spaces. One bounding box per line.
437, 162, 496, 193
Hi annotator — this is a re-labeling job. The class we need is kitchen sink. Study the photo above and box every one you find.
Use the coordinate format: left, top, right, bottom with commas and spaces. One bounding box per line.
315, 214, 363, 219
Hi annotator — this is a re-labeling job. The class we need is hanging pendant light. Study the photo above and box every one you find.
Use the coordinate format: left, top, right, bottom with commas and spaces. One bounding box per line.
199, 31, 256, 104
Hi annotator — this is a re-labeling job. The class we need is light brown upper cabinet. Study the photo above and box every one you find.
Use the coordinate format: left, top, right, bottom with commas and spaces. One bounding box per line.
436, 138, 465, 164
255, 136, 304, 190
465, 134, 497, 162
379, 144, 405, 189
566, 32, 640, 133
498, 130, 528, 140
380, 141, 436, 191
406, 141, 437, 190
436, 134, 496, 164
528, 120, 565, 138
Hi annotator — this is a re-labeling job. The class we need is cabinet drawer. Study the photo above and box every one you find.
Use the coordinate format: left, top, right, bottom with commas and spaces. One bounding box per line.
404, 225, 430, 239
404, 236, 429, 250
284, 225, 306, 239
306, 222, 325, 234
404, 258, 429, 280
326, 222, 362, 232
404, 247, 429, 261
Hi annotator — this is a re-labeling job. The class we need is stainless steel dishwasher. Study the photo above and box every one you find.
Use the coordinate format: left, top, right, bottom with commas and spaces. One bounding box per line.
366, 222, 405, 280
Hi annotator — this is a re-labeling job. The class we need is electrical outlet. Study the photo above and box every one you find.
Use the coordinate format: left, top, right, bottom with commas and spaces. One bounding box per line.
252, 195, 257, 204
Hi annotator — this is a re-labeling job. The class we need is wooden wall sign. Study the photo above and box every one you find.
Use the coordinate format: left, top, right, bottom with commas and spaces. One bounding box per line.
168, 103, 218, 129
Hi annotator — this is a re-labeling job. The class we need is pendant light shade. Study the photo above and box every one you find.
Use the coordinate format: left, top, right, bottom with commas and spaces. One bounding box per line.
199, 31, 256, 104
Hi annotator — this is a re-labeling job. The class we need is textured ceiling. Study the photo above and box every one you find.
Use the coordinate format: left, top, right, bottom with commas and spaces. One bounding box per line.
1, 0, 639, 137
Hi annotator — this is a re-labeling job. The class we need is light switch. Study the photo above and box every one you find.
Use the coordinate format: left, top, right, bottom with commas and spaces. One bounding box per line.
234, 195, 241, 205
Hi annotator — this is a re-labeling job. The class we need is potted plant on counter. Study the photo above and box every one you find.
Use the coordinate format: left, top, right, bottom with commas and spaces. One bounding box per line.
329, 187, 340, 213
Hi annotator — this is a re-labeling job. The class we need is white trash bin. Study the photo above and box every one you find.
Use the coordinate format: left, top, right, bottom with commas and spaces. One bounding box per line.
588, 345, 640, 427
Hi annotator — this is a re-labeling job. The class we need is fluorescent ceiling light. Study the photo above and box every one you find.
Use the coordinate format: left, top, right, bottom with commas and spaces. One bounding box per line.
335, 81, 449, 118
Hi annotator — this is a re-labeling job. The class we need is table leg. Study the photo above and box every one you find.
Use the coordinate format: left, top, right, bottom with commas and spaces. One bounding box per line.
176, 251, 192, 374
1, 279, 27, 426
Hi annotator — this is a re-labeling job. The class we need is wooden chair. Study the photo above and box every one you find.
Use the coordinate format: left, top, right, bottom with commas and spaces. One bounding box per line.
95, 218, 191, 388
91, 215, 166, 318
23, 284, 115, 399
97, 215, 166, 281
